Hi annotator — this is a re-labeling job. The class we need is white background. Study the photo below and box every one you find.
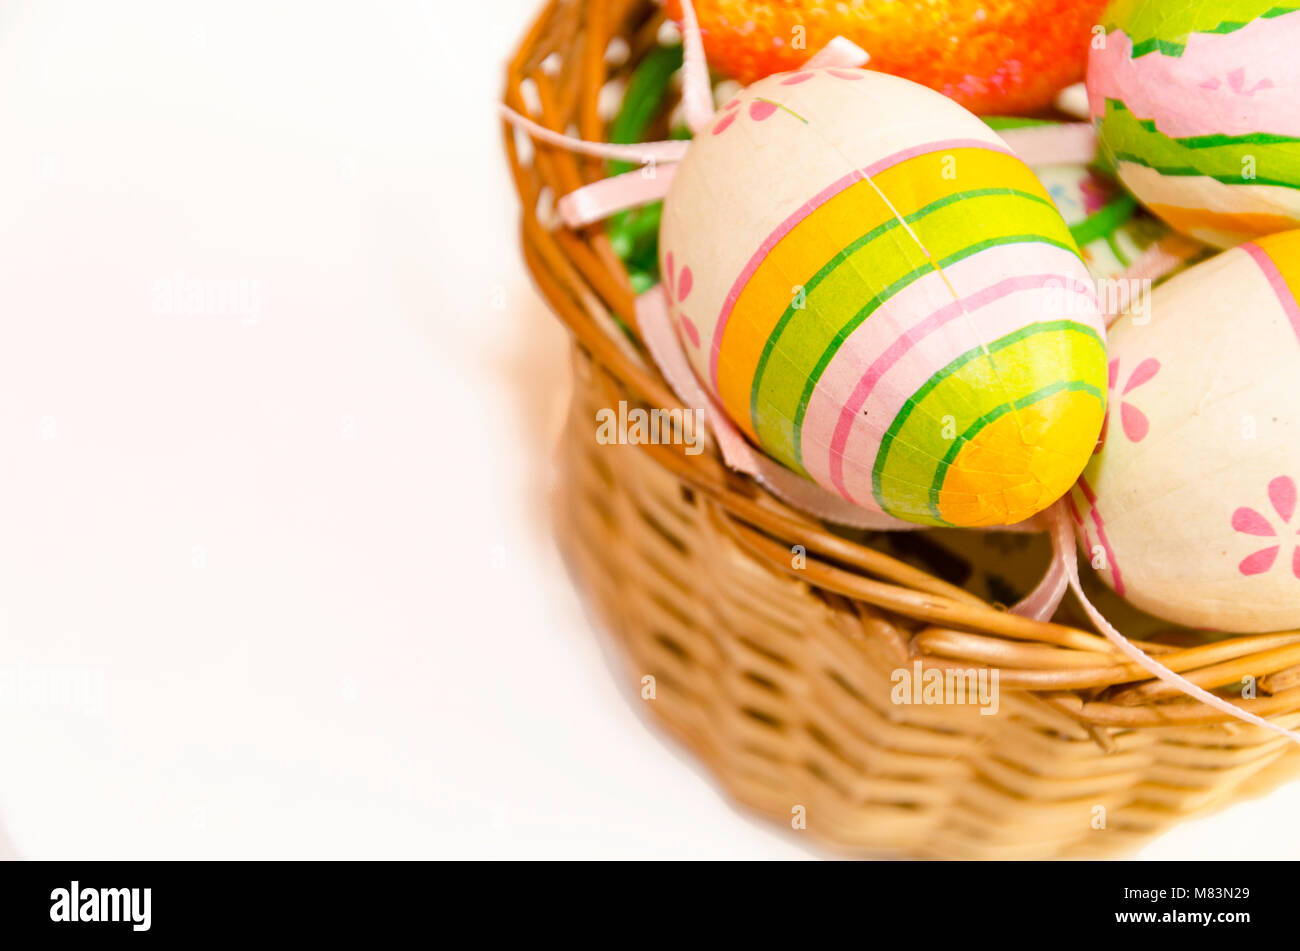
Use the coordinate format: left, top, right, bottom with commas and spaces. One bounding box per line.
0, 0, 1294, 859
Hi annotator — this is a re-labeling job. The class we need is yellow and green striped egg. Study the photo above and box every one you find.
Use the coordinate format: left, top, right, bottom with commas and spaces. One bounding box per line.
660, 68, 1109, 527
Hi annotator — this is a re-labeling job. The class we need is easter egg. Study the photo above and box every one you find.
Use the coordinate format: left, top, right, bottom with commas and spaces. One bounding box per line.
659, 68, 1109, 528
667, 0, 1110, 114
1088, 0, 1300, 248
1068, 229, 1300, 633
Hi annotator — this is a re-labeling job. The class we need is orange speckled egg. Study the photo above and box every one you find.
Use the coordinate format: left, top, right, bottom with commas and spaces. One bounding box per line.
667, 0, 1109, 115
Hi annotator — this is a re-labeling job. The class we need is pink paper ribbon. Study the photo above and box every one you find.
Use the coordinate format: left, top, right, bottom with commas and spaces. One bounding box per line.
558, 165, 677, 228
1010, 510, 1071, 620
998, 122, 1098, 167
1044, 500, 1300, 746
676, 0, 714, 135
498, 105, 690, 165
804, 35, 871, 69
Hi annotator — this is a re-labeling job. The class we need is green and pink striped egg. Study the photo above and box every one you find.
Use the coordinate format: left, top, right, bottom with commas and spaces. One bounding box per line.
1089, 0, 1300, 247
660, 68, 1109, 528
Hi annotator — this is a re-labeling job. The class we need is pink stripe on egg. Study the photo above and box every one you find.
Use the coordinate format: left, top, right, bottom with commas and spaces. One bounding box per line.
706, 138, 1014, 390
1077, 475, 1126, 597
795, 241, 1098, 504
826, 273, 1098, 501
1240, 241, 1300, 346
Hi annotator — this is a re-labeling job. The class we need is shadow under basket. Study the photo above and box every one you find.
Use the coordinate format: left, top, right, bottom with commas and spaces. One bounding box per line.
504, 0, 1300, 859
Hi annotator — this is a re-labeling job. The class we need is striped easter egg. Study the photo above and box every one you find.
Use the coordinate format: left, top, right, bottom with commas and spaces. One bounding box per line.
1088, 0, 1300, 248
660, 69, 1109, 528
1069, 229, 1300, 633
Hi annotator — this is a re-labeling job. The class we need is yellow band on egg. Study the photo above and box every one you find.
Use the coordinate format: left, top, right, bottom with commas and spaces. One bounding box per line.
715, 145, 1054, 445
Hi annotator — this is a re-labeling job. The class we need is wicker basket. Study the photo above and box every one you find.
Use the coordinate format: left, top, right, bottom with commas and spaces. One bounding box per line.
503, 0, 1300, 858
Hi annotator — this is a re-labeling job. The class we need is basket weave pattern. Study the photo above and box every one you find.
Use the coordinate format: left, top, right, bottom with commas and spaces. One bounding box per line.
506, 0, 1300, 858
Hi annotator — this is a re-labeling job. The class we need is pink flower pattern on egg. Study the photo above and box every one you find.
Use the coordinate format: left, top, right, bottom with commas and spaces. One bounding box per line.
711, 99, 741, 136
1198, 68, 1275, 96
1232, 475, 1300, 579
664, 251, 700, 349
710, 69, 863, 136
1097, 357, 1160, 451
